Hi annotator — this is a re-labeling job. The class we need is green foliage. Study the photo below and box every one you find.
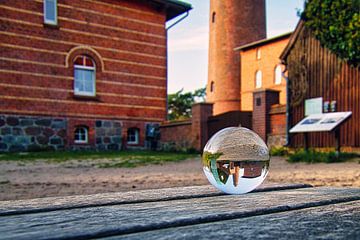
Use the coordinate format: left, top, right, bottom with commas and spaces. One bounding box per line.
300, 0, 360, 65
287, 149, 359, 163
270, 147, 289, 156
202, 151, 223, 168
167, 87, 206, 121
0, 150, 199, 168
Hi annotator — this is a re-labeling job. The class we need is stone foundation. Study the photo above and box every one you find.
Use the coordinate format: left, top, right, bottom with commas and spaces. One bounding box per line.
0, 115, 123, 152
95, 120, 122, 151
0, 115, 66, 152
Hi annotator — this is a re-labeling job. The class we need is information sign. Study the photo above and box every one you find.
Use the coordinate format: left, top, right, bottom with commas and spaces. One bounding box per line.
289, 112, 352, 133
305, 97, 323, 116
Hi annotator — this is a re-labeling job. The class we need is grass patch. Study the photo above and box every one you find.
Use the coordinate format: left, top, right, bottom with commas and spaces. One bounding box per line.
287, 149, 359, 163
270, 147, 289, 156
0, 150, 199, 167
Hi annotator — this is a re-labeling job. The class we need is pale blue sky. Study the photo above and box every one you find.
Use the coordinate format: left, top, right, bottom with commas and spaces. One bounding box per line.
166, 0, 305, 93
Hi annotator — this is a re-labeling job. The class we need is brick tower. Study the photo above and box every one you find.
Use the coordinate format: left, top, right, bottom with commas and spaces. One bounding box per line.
207, 0, 266, 115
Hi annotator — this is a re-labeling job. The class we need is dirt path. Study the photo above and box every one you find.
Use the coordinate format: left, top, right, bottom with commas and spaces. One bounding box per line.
0, 156, 359, 201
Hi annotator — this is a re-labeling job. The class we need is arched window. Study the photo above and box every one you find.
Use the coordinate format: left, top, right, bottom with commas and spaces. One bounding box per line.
74, 126, 88, 143
256, 48, 261, 60
210, 81, 214, 92
274, 65, 282, 85
127, 128, 139, 144
255, 70, 262, 89
212, 12, 216, 23
74, 55, 96, 96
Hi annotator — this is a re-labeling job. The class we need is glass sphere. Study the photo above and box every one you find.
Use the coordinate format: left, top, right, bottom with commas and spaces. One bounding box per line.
202, 127, 270, 194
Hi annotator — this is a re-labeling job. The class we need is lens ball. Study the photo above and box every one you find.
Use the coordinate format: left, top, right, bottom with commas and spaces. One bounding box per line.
202, 127, 270, 194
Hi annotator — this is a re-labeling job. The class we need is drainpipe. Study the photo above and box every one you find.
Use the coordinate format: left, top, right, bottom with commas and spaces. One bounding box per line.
282, 63, 290, 146
165, 11, 190, 120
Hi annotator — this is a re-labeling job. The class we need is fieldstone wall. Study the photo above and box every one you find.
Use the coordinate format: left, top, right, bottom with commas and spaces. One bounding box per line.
0, 115, 66, 152
95, 120, 122, 151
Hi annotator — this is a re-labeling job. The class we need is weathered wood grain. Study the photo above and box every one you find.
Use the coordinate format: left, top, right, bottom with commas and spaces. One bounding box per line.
111, 200, 360, 240
0, 187, 359, 240
0, 183, 311, 216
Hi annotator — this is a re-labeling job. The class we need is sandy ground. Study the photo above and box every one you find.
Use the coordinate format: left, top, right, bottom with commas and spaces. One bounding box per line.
0, 156, 359, 201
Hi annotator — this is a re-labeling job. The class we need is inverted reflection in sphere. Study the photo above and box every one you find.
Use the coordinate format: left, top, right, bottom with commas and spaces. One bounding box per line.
202, 127, 270, 194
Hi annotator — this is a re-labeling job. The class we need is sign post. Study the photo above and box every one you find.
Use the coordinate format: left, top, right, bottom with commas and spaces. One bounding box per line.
289, 112, 352, 155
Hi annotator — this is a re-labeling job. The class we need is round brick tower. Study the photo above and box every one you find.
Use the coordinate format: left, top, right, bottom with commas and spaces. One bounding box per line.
207, 0, 266, 115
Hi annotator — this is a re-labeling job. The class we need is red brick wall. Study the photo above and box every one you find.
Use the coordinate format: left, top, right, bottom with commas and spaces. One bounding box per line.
252, 89, 280, 141
269, 105, 286, 135
0, 0, 167, 120
0, 0, 168, 148
160, 103, 213, 152
160, 121, 192, 150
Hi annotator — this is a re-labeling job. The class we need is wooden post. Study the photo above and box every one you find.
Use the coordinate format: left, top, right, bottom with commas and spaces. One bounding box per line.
304, 133, 309, 152
335, 128, 340, 158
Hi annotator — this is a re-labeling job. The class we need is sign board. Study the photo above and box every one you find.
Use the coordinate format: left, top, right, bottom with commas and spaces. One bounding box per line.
305, 97, 323, 116
289, 112, 352, 133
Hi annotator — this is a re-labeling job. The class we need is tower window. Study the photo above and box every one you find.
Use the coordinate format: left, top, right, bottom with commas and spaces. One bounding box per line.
74, 126, 88, 144
210, 81, 214, 92
74, 55, 96, 96
255, 70, 262, 88
256, 48, 261, 60
127, 128, 139, 145
44, 0, 57, 25
212, 12, 216, 23
274, 65, 282, 85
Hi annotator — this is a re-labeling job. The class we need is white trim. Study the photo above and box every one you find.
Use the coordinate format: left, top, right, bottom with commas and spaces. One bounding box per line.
74, 62, 96, 97
127, 128, 139, 144
255, 70, 262, 88
44, 0, 58, 25
74, 127, 88, 144
274, 65, 282, 85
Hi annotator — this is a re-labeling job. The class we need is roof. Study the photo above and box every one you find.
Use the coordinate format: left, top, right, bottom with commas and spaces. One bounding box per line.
279, 20, 305, 61
149, 0, 192, 21
234, 32, 293, 52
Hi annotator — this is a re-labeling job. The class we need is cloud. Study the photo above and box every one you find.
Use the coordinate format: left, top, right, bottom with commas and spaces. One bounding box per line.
168, 26, 209, 52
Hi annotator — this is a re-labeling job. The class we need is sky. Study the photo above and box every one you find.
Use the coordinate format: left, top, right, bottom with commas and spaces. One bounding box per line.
166, 0, 305, 94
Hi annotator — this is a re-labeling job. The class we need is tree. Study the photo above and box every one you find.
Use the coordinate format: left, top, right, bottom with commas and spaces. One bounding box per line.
301, 0, 360, 65
167, 87, 206, 121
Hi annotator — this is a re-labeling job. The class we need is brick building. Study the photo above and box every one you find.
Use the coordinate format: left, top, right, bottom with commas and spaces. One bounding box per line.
0, 0, 191, 152
235, 33, 291, 111
161, 1, 291, 151
206, 0, 266, 115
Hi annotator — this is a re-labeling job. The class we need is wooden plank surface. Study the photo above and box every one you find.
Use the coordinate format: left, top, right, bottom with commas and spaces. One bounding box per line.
0, 187, 359, 240
111, 200, 360, 240
0, 183, 311, 216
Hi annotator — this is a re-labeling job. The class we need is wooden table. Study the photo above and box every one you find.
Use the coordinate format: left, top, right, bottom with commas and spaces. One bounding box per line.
0, 184, 359, 239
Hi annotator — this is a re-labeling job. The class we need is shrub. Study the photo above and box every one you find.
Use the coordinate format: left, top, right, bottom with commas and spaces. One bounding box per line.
287, 149, 359, 163
270, 147, 289, 156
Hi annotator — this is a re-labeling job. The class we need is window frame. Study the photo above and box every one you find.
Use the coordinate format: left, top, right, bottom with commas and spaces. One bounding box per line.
274, 65, 282, 85
256, 48, 261, 60
127, 128, 139, 145
255, 70, 262, 89
44, 0, 58, 25
74, 56, 96, 97
74, 127, 88, 144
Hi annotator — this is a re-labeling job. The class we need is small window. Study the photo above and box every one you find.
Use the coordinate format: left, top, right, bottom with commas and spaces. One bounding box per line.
74, 126, 88, 144
212, 12, 216, 23
256, 48, 261, 60
274, 65, 282, 85
44, 0, 57, 25
74, 55, 96, 96
210, 81, 214, 92
256, 98, 261, 106
255, 70, 262, 88
127, 128, 139, 144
